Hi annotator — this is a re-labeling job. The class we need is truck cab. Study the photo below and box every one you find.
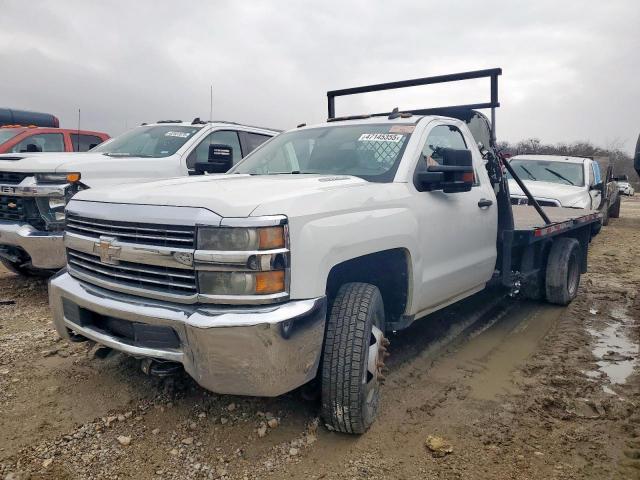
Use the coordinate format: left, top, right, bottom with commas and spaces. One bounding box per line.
0, 126, 109, 153
0, 119, 278, 274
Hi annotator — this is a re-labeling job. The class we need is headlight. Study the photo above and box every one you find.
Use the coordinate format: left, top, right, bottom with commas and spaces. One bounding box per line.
197, 226, 285, 251
35, 172, 81, 184
198, 270, 285, 296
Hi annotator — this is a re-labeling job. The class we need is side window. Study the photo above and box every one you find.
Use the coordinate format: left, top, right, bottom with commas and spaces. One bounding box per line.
187, 130, 242, 170
592, 162, 601, 185
244, 132, 272, 154
421, 125, 467, 165
71, 134, 104, 152
416, 124, 478, 187
11, 133, 64, 152
588, 164, 595, 186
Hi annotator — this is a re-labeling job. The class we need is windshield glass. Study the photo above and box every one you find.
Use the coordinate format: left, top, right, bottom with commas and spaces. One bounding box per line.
507, 159, 584, 187
92, 125, 201, 157
0, 129, 22, 145
230, 124, 413, 182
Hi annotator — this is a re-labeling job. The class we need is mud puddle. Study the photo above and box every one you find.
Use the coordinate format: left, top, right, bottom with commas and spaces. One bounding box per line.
587, 304, 638, 386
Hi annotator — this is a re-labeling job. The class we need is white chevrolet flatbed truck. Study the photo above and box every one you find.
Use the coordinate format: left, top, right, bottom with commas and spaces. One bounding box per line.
0, 119, 278, 275
50, 69, 601, 434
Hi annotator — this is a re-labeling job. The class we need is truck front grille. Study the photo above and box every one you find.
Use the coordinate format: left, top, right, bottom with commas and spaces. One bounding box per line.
66, 214, 195, 249
67, 249, 197, 297
0, 171, 29, 185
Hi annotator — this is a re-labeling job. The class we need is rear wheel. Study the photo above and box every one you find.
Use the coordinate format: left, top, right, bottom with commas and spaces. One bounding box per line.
610, 196, 621, 218
545, 238, 581, 305
321, 282, 388, 434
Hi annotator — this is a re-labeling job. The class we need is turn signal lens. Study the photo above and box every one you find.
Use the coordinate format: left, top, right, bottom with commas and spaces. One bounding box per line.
198, 270, 286, 296
258, 226, 285, 249
66, 173, 81, 183
255, 271, 285, 294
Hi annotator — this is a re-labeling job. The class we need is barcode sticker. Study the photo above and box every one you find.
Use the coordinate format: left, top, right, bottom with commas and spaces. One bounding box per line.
165, 131, 191, 138
358, 133, 404, 142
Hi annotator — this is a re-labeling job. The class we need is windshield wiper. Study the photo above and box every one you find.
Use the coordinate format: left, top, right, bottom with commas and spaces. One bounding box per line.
519, 166, 537, 181
544, 168, 575, 185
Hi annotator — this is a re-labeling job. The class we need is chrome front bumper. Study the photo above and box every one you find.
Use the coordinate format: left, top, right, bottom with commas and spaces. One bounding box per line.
0, 221, 65, 269
50, 272, 327, 397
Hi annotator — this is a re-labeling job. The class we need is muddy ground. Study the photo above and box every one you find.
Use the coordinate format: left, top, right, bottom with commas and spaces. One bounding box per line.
1, 196, 639, 480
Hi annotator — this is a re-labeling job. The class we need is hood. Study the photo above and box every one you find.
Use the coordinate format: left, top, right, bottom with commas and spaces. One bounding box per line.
508, 179, 589, 207
72, 174, 370, 218
0, 152, 110, 173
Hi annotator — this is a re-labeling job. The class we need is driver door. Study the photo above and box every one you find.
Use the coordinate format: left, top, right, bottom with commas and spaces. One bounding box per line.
410, 123, 498, 313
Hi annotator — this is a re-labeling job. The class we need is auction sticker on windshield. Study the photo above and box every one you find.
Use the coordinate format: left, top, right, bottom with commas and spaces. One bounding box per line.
165, 131, 191, 138
358, 133, 404, 142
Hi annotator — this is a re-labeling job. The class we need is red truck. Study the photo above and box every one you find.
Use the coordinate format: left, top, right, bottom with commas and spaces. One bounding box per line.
0, 126, 110, 153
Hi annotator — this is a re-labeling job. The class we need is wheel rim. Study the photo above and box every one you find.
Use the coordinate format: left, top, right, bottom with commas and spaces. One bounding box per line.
364, 325, 387, 406
567, 253, 579, 296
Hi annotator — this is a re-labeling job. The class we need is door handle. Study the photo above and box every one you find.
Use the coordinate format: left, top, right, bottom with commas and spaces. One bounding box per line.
478, 198, 493, 208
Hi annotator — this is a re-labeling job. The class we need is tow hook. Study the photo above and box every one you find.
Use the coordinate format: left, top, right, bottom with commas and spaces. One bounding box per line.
140, 358, 183, 377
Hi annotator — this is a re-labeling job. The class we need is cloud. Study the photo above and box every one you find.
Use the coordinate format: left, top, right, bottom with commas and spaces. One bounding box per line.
1, 0, 638, 152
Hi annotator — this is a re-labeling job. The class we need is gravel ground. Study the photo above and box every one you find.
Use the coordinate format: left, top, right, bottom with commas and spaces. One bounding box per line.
1, 196, 639, 480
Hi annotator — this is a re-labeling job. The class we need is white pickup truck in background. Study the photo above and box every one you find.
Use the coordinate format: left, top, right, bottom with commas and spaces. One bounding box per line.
507, 154, 621, 230
50, 69, 602, 434
0, 119, 278, 274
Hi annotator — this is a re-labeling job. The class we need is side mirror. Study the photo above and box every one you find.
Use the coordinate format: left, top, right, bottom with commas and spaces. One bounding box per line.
194, 144, 233, 175
590, 181, 604, 192
416, 148, 474, 193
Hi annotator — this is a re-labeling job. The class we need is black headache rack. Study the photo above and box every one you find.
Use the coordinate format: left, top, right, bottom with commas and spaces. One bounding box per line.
327, 68, 501, 145
326, 68, 552, 227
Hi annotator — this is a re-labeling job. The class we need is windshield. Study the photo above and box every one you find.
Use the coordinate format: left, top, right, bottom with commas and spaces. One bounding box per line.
507, 159, 584, 187
91, 125, 201, 157
0, 129, 22, 145
230, 124, 412, 182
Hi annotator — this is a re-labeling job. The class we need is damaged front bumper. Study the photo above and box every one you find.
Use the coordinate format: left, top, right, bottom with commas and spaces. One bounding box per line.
50, 271, 327, 397
0, 220, 65, 269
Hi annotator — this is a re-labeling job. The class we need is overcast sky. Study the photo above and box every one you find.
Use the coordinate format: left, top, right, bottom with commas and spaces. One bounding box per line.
1, 1, 638, 152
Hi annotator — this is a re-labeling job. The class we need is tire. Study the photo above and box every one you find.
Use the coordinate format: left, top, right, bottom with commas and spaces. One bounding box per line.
591, 220, 602, 236
610, 196, 621, 219
321, 282, 387, 434
545, 238, 581, 305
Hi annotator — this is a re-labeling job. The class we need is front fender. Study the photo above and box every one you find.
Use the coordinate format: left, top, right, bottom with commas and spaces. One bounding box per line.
288, 206, 418, 299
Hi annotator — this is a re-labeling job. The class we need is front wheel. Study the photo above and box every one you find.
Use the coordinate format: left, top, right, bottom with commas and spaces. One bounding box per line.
321, 283, 388, 434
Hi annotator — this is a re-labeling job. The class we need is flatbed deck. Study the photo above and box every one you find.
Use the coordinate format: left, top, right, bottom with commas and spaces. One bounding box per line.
511, 205, 600, 245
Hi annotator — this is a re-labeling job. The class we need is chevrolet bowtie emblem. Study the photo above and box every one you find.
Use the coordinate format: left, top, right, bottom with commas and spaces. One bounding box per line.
93, 236, 121, 264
